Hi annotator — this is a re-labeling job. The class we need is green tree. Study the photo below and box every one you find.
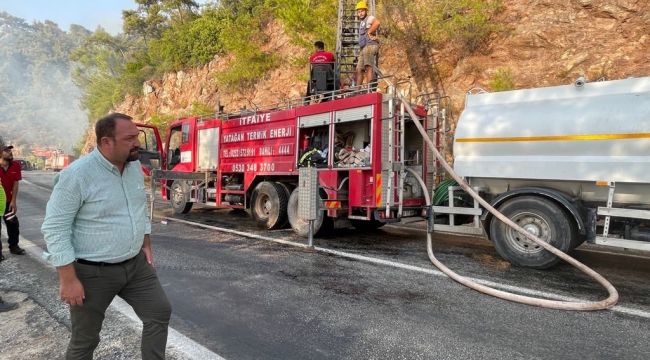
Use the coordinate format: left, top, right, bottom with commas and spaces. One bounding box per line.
269, 0, 337, 50
149, 7, 225, 72
70, 29, 134, 119
214, 2, 280, 89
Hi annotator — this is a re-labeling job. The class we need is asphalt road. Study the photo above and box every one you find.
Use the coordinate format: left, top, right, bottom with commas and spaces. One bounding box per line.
7, 171, 650, 359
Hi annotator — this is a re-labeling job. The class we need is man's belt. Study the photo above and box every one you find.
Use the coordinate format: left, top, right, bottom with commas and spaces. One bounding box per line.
76, 255, 137, 266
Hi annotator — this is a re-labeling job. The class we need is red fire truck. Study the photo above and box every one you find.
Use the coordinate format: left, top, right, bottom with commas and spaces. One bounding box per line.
45, 153, 75, 171
138, 88, 442, 235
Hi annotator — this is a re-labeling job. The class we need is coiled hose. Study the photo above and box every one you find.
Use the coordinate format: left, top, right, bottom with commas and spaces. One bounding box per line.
378, 70, 618, 310
432, 179, 458, 206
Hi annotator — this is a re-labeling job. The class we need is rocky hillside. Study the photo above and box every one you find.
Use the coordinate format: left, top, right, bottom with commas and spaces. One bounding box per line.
110, 0, 649, 142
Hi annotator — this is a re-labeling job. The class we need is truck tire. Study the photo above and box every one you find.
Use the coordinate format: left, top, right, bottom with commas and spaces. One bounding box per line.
171, 180, 193, 214
287, 188, 332, 236
490, 196, 574, 269
251, 181, 288, 230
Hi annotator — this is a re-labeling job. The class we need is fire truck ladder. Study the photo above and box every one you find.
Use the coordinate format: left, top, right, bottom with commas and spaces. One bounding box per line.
335, 0, 376, 87
385, 88, 407, 218
425, 96, 448, 187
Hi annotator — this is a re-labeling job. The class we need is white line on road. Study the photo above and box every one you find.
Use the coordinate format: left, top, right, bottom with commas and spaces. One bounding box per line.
12, 234, 226, 360
163, 216, 650, 320
22, 179, 54, 192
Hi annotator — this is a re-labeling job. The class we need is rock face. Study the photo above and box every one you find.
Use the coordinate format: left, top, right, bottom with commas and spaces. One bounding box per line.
440, 0, 649, 111
113, 0, 649, 131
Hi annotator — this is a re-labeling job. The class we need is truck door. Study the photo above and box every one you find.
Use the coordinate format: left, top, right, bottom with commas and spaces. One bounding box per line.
166, 121, 194, 172
135, 123, 163, 176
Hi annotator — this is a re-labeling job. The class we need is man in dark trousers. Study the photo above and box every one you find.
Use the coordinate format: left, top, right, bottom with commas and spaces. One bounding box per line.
42, 113, 171, 359
0, 145, 26, 260
0, 183, 19, 312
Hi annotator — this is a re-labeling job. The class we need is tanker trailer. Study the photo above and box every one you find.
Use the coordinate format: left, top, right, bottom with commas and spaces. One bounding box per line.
451, 76, 650, 268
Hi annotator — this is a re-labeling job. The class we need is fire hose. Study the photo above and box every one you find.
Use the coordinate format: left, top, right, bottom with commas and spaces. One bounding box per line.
375, 69, 619, 310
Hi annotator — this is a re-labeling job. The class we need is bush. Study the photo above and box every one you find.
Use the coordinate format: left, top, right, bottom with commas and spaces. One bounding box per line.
214, 3, 280, 89
270, 0, 337, 49
149, 9, 225, 72
489, 68, 515, 92
148, 113, 175, 134
384, 0, 502, 55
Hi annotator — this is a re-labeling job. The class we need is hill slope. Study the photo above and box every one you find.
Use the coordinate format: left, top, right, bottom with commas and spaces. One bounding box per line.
111, 0, 648, 123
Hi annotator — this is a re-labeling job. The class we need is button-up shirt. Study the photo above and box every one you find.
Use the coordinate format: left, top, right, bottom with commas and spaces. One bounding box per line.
42, 148, 151, 267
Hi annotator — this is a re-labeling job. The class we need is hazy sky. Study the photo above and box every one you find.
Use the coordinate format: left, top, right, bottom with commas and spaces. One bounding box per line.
0, 0, 137, 34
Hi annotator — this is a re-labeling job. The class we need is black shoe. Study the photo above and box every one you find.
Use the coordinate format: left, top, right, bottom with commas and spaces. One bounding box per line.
9, 246, 26, 255
0, 254, 5, 262
0, 300, 18, 312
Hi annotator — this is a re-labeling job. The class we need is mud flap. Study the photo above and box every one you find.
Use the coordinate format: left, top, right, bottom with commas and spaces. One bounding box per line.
427, 205, 435, 234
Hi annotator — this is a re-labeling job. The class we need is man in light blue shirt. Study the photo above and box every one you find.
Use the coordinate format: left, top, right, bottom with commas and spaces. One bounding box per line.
42, 113, 171, 359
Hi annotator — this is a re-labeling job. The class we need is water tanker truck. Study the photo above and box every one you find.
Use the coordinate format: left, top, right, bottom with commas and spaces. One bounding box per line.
442, 76, 650, 268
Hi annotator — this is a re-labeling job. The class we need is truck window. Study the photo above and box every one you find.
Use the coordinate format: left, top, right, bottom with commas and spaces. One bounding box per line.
138, 128, 159, 152
168, 126, 183, 169
182, 123, 190, 144
298, 112, 331, 168
333, 106, 373, 168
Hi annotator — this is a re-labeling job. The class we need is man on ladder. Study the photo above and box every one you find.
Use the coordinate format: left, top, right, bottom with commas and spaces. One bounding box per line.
355, 1, 380, 87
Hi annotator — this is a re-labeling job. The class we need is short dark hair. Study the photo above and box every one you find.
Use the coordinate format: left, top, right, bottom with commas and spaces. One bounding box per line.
95, 112, 133, 145
314, 41, 325, 50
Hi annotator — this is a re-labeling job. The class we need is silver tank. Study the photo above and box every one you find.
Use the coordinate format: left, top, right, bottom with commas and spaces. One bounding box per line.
454, 76, 650, 204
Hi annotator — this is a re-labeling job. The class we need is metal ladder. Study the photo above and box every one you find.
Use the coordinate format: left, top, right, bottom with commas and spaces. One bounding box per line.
426, 97, 448, 188
385, 90, 406, 217
335, 0, 376, 87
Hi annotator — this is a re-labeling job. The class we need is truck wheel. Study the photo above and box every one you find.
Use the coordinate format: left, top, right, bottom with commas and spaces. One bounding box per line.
490, 196, 574, 269
251, 181, 288, 230
171, 181, 193, 214
287, 188, 332, 236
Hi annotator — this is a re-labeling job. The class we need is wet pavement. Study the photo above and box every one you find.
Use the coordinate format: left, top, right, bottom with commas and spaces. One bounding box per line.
2, 171, 650, 359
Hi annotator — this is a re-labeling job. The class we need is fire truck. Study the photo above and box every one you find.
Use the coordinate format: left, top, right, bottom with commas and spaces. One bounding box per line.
45, 152, 75, 171
135, 0, 429, 235
138, 88, 442, 236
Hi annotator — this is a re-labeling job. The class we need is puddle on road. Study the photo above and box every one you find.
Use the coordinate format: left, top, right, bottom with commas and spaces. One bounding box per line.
470, 253, 512, 270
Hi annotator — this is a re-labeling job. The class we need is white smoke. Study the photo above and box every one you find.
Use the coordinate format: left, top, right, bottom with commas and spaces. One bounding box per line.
0, 12, 88, 154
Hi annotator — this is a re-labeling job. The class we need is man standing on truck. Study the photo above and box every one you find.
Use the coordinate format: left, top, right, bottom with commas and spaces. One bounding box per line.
42, 113, 171, 359
0, 145, 26, 258
355, 1, 380, 87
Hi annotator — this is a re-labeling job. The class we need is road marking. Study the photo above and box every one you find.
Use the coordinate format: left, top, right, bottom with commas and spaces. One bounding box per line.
12, 234, 226, 360
22, 179, 53, 192
163, 216, 650, 320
